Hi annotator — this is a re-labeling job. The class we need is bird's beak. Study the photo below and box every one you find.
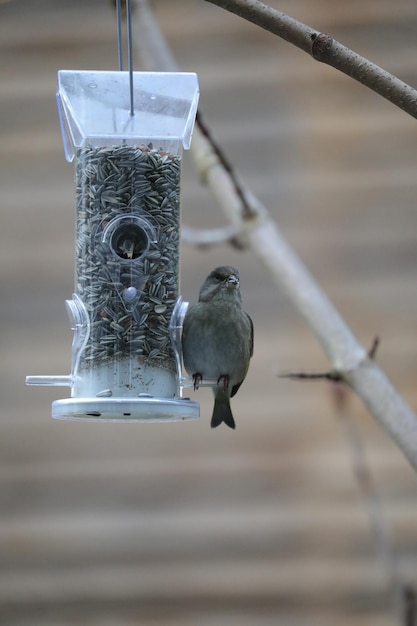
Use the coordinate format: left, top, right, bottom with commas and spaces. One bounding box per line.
227, 274, 239, 287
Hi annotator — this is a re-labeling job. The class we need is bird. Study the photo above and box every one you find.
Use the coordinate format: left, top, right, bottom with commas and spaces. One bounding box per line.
181, 266, 253, 429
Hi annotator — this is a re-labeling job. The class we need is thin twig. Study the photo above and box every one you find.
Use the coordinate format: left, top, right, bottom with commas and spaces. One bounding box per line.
368, 336, 380, 360
403, 585, 417, 626
181, 223, 240, 248
330, 383, 407, 623
279, 370, 343, 383
279, 337, 380, 383
204, 0, 417, 120
196, 111, 255, 221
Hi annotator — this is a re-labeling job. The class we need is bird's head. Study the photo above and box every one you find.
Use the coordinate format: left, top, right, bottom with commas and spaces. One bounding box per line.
199, 266, 241, 303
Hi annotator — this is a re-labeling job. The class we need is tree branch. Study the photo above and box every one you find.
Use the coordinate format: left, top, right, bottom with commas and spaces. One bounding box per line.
131, 0, 417, 472
181, 223, 240, 247
204, 0, 417, 120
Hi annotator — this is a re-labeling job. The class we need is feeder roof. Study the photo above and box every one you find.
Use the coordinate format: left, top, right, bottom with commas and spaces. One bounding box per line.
57, 70, 200, 161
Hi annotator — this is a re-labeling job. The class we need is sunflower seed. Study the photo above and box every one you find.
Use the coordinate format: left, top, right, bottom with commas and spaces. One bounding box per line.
74, 144, 180, 376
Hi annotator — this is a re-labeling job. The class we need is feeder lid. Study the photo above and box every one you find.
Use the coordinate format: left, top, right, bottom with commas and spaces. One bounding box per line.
57, 70, 200, 161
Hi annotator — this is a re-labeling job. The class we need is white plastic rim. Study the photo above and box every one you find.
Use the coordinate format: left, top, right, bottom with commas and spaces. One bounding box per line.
52, 397, 200, 422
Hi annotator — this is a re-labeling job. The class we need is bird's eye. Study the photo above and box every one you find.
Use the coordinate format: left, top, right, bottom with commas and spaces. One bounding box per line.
213, 272, 223, 282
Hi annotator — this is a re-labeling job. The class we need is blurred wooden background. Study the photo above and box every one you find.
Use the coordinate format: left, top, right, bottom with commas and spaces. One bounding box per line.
1, 0, 417, 624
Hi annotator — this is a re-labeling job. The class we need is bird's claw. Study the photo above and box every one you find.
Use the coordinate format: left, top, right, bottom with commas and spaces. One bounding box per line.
192, 373, 203, 391
217, 374, 230, 392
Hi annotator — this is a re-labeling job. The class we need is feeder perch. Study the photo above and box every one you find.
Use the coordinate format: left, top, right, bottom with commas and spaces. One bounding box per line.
26, 70, 200, 422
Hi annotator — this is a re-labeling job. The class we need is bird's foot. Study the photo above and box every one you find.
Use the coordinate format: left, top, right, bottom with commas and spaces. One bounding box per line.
192, 373, 203, 391
217, 374, 230, 392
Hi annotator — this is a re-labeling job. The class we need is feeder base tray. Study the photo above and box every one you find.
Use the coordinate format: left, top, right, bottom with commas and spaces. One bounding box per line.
52, 397, 200, 422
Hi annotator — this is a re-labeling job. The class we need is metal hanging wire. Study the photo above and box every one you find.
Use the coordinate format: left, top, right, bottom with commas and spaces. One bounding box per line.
116, 0, 124, 71
116, 0, 135, 117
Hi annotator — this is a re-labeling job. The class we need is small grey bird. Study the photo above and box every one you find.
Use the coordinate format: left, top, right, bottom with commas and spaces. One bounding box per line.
182, 266, 253, 429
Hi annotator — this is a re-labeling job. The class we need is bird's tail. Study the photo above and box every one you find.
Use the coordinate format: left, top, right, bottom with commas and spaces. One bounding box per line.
211, 393, 236, 429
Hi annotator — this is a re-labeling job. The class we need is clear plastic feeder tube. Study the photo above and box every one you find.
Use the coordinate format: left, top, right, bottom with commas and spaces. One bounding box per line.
72, 143, 181, 399
26, 70, 200, 422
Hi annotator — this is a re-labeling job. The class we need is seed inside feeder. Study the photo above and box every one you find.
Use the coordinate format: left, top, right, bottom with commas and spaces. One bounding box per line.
75, 144, 181, 374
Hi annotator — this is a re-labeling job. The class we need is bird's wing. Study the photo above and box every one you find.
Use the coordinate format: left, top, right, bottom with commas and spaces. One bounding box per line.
247, 313, 254, 357
231, 313, 253, 398
230, 380, 242, 398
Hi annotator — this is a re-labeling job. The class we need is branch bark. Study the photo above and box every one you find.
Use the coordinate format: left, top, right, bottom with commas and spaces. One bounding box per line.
131, 0, 417, 472
204, 0, 417, 120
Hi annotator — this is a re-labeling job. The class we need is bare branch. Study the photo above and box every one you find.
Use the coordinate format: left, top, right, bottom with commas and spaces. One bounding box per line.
181, 223, 240, 248
131, 0, 417, 472
204, 0, 417, 120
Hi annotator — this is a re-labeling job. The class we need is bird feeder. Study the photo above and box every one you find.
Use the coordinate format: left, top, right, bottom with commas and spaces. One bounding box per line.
26, 70, 200, 422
